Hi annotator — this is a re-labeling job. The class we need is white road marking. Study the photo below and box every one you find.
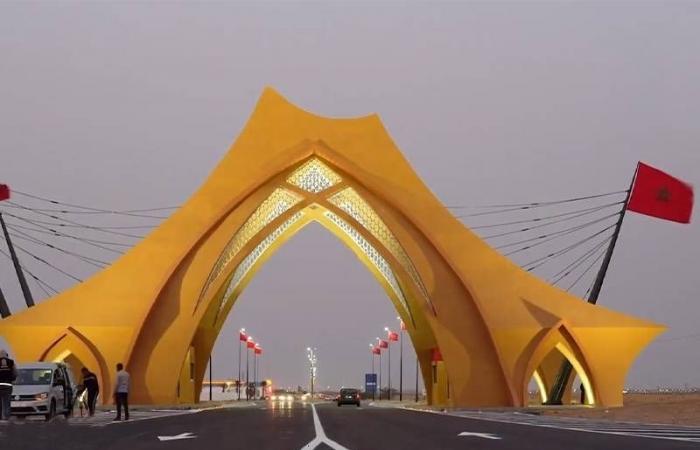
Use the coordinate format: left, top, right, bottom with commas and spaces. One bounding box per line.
450, 411, 700, 443
458, 431, 502, 440
300, 404, 351, 450
157, 432, 197, 441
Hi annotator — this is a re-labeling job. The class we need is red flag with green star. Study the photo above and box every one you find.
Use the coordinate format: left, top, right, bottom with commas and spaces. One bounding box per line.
627, 162, 693, 224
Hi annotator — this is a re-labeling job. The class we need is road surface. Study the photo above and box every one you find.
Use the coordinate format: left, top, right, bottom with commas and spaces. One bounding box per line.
1, 401, 699, 450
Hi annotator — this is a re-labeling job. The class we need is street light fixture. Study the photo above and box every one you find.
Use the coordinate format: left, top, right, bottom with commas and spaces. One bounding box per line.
306, 347, 318, 398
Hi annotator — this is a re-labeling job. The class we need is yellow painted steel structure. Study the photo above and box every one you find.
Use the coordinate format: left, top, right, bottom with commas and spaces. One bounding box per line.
0, 88, 664, 407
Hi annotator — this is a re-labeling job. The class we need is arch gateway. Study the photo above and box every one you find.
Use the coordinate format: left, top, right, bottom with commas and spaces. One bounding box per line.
0, 88, 663, 407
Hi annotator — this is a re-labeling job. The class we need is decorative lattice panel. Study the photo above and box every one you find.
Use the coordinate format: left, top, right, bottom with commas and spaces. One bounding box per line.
323, 210, 410, 316
216, 211, 305, 318
199, 188, 302, 306
287, 158, 342, 193
328, 187, 431, 304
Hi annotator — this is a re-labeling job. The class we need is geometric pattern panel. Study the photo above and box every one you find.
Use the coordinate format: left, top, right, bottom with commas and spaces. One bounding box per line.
287, 158, 342, 193
323, 210, 411, 318
328, 187, 432, 310
198, 188, 302, 308
215, 211, 305, 319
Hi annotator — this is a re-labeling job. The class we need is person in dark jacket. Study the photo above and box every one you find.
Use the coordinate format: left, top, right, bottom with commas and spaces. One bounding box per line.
79, 367, 100, 417
0, 349, 18, 421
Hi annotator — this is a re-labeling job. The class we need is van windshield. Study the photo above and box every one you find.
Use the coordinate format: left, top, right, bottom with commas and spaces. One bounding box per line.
16, 369, 53, 385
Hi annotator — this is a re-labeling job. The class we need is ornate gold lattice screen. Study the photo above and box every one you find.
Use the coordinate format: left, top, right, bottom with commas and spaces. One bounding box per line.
197, 158, 432, 323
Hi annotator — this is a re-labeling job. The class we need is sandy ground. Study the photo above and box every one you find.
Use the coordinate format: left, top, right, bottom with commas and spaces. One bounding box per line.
537, 393, 700, 426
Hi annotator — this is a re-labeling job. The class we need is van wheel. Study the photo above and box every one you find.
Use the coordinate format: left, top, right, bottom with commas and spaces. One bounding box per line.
45, 400, 56, 422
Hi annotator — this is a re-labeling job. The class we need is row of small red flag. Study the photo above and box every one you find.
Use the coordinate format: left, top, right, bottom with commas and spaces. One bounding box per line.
239, 329, 262, 355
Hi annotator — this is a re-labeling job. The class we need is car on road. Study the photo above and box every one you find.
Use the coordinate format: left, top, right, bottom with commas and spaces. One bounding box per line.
337, 388, 360, 407
11, 362, 77, 421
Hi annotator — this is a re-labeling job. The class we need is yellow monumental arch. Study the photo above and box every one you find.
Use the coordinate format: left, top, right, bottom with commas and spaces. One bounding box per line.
0, 88, 663, 407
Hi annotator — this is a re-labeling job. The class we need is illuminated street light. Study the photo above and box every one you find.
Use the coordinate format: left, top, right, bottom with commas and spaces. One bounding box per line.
306, 347, 318, 397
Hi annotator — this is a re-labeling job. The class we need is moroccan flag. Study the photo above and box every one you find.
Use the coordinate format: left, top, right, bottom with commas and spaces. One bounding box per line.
372, 346, 381, 355
387, 330, 399, 342
431, 348, 443, 362
378, 340, 388, 349
627, 162, 693, 224
239, 331, 248, 341
0, 184, 9, 201
247, 338, 255, 349
254, 345, 262, 355
399, 320, 406, 331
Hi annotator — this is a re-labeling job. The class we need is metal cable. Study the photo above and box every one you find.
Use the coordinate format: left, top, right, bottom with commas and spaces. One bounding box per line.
8, 227, 108, 268
469, 201, 624, 229
0, 247, 59, 296
449, 189, 628, 211
2, 213, 126, 254
522, 225, 616, 271
501, 214, 619, 256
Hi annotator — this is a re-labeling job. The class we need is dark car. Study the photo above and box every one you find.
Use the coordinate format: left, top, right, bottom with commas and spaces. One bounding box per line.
337, 388, 360, 407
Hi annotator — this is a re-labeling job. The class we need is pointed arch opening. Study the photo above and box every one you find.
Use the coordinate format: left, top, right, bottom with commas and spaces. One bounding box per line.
524, 328, 596, 407
181, 157, 443, 403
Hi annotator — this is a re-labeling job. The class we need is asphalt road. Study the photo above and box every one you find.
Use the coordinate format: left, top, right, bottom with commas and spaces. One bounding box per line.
1, 401, 698, 450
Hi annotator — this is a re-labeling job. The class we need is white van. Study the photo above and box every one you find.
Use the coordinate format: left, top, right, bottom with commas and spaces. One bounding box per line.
11, 362, 77, 421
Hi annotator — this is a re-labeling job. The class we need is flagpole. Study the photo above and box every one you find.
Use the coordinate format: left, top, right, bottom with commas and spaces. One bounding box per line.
237, 339, 242, 401
388, 342, 392, 401
547, 164, 639, 405
371, 351, 376, 400
209, 356, 213, 401
399, 328, 404, 402
0, 285, 10, 318
415, 355, 419, 403
379, 351, 382, 401
0, 212, 34, 308
246, 344, 250, 400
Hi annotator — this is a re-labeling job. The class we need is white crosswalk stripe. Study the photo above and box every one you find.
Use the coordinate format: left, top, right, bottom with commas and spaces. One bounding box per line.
453, 411, 700, 443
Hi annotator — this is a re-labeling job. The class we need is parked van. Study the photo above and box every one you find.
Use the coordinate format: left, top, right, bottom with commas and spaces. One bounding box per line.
11, 362, 77, 421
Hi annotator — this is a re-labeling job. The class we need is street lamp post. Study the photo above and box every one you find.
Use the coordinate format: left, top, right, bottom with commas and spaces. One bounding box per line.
306, 347, 317, 398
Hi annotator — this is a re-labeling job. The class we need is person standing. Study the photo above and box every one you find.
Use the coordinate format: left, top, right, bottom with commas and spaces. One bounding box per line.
80, 367, 100, 417
113, 363, 130, 421
0, 349, 18, 421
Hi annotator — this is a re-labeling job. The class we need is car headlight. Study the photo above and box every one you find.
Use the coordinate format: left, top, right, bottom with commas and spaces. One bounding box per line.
271, 395, 277, 401
286, 395, 293, 402
35, 392, 49, 401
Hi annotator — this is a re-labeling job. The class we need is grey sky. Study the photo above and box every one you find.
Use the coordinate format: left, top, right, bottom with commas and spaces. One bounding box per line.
1, 1, 699, 391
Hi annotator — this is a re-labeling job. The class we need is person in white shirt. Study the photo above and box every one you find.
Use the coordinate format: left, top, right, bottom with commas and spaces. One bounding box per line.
113, 363, 130, 421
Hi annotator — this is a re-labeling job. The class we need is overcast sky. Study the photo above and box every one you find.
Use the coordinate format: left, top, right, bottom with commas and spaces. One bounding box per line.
1, 1, 698, 392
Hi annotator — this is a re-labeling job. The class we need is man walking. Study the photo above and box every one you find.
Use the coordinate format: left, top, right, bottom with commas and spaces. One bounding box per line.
113, 363, 130, 421
0, 349, 18, 421
80, 367, 100, 417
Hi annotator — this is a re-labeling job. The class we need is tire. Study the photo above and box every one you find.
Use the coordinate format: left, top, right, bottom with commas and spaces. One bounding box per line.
337, 402, 341, 407
45, 400, 56, 422
356, 402, 360, 407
